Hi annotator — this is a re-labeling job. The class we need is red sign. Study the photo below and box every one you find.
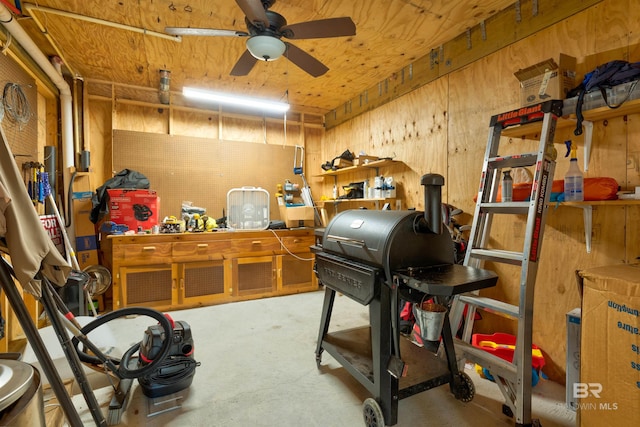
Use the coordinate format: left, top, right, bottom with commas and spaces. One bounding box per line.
40, 214, 66, 257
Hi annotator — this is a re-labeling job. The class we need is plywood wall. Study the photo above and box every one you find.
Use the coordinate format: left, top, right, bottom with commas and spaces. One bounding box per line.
112, 131, 300, 222
313, 77, 449, 209
308, 0, 640, 382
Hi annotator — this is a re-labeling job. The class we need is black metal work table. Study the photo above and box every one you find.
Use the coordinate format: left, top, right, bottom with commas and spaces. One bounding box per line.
315, 262, 498, 427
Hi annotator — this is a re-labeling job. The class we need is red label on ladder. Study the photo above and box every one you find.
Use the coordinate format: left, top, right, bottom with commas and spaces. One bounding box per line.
530, 161, 551, 262
490, 100, 563, 129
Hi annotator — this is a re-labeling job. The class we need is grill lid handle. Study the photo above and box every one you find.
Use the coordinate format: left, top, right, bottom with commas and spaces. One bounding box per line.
325, 234, 366, 248
421, 173, 444, 235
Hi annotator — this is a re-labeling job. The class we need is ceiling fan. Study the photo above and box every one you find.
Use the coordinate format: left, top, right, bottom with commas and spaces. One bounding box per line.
165, 0, 356, 77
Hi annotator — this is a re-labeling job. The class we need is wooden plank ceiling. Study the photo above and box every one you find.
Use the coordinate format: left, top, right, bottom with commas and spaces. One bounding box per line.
10, 0, 517, 114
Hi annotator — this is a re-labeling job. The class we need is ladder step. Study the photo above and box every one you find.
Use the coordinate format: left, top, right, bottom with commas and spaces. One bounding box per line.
454, 338, 518, 382
488, 152, 539, 169
458, 294, 520, 319
479, 201, 530, 214
468, 248, 523, 265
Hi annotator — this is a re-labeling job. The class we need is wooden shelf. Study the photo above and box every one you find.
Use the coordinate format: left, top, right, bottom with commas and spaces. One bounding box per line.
315, 197, 392, 210
502, 95, 640, 173
314, 159, 400, 177
561, 199, 640, 207
558, 199, 640, 253
502, 98, 640, 140
315, 197, 388, 205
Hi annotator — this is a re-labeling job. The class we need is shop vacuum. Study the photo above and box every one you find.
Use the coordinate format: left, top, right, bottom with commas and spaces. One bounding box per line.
135, 315, 200, 398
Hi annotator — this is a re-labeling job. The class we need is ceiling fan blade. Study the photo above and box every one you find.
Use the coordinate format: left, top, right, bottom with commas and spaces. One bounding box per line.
282, 17, 356, 39
230, 49, 259, 76
284, 42, 329, 77
236, 0, 269, 29
165, 27, 248, 37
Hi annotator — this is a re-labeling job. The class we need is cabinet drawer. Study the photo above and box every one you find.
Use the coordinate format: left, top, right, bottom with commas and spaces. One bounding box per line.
227, 237, 281, 256
172, 240, 228, 261
277, 236, 314, 254
112, 243, 172, 264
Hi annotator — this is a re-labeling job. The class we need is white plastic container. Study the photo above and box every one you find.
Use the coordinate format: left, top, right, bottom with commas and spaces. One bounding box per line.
564, 151, 583, 202
226, 187, 270, 230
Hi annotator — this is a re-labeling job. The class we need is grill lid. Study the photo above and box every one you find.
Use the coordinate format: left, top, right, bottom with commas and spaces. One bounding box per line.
322, 209, 454, 274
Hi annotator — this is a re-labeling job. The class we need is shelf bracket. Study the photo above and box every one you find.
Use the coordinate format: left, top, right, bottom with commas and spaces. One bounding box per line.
564, 204, 593, 253
583, 121, 593, 172
582, 204, 592, 253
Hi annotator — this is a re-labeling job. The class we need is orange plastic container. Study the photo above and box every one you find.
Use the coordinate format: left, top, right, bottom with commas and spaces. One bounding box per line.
472, 332, 545, 370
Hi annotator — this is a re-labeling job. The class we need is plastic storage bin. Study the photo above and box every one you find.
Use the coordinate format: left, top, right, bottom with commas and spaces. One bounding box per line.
472, 332, 545, 370
226, 187, 270, 230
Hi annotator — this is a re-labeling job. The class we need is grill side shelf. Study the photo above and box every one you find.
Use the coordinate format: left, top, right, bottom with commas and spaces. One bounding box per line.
393, 264, 498, 296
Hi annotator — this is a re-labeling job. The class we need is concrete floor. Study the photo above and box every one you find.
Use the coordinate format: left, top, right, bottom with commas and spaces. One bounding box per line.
59, 290, 576, 426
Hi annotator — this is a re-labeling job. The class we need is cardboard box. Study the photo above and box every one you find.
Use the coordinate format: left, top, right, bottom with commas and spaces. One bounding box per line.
514, 54, 576, 106
576, 264, 640, 426
77, 249, 99, 270
566, 308, 581, 411
334, 158, 354, 168
106, 189, 160, 232
279, 205, 314, 228
72, 191, 96, 237
356, 155, 378, 166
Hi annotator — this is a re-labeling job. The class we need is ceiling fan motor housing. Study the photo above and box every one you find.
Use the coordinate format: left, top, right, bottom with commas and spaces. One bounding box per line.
245, 10, 287, 36
245, 11, 288, 61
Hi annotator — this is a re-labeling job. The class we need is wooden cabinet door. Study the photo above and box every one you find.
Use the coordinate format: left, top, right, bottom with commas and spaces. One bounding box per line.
119, 264, 174, 310
178, 260, 230, 306
276, 254, 317, 293
231, 256, 275, 297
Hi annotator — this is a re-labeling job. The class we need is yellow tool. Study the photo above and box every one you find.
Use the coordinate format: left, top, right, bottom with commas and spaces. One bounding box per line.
478, 340, 543, 359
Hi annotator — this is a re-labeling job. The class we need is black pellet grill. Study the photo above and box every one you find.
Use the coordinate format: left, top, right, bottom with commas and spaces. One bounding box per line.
313, 174, 498, 427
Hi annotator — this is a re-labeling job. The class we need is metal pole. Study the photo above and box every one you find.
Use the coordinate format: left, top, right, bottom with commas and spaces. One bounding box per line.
0, 260, 84, 427
39, 279, 107, 426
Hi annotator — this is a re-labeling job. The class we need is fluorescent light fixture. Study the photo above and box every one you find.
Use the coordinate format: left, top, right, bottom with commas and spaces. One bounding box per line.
183, 87, 290, 113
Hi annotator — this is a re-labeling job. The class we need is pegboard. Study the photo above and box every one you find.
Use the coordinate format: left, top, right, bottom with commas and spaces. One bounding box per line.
0, 52, 38, 166
113, 130, 302, 222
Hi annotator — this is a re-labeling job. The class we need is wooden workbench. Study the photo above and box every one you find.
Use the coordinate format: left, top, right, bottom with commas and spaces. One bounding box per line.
100, 228, 317, 311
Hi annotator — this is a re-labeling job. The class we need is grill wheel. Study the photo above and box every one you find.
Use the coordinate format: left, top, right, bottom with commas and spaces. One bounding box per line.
362, 397, 384, 427
453, 371, 476, 402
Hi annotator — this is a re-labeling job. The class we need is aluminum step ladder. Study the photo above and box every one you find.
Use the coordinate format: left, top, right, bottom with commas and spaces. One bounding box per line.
449, 100, 563, 427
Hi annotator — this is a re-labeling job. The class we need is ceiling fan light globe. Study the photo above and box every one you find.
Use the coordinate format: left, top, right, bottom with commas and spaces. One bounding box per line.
246, 35, 286, 61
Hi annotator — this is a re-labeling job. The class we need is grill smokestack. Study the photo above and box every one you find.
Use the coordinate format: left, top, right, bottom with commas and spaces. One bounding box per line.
420, 173, 444, 234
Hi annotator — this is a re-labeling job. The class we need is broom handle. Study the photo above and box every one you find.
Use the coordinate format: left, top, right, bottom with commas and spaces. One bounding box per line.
47, 193, 80, 270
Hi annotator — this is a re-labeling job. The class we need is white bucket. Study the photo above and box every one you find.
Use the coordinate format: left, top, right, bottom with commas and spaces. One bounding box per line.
413, 301, 447, 341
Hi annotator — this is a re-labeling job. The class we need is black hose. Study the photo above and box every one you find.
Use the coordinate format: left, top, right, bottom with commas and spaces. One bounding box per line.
71, 307, 173, 380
